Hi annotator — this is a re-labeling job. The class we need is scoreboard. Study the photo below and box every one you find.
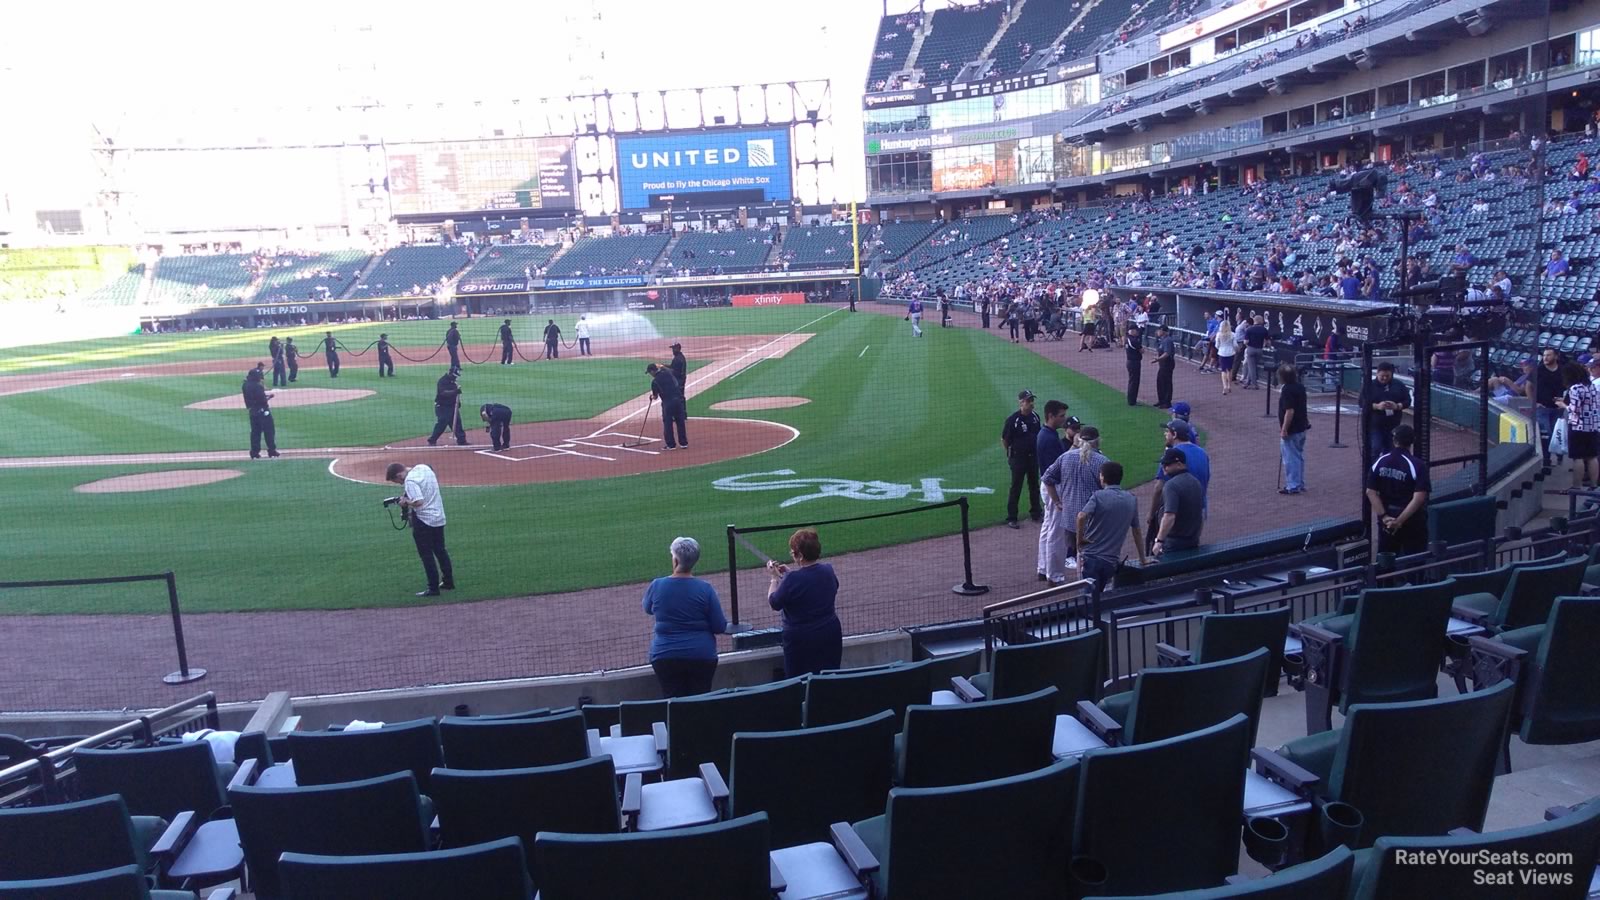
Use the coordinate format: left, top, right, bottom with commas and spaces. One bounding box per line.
386, 138, 576, 215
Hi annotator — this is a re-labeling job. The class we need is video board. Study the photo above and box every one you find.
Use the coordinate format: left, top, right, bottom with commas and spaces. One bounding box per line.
386, 138, 576, 215
616, 127, 792, 210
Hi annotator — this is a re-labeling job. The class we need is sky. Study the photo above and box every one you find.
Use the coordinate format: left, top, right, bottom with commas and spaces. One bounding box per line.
1, 0, 922, 220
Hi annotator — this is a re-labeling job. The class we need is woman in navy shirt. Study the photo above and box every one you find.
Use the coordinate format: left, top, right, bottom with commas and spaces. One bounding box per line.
766, 529, 843, 677
642, 536, 729, 697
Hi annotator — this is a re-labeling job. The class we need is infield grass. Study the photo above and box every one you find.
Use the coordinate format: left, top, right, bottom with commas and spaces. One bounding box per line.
0, 306, 1167, 613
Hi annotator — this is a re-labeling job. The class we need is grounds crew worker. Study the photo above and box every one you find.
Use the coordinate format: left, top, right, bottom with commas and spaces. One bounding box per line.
322, 331, 341, 378
377, 333, 395, 377
269, 336, 287, 386
284, 337, 301, 382
670, 342, 688, 386
499, 319, 515, 365
543, 319, 562, 359
427, 370, 468, 446
480, 402, 514, 451
446, 322, 463, 374
647, 363, 689, 450
242, 367, 279, 459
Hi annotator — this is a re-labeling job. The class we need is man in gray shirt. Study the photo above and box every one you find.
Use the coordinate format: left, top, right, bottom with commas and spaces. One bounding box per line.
1153, 449, 1205, 555
1075, 461, 1146, 611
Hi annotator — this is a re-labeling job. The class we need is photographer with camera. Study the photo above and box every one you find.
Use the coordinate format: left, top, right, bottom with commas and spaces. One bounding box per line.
385, 462, 455, 598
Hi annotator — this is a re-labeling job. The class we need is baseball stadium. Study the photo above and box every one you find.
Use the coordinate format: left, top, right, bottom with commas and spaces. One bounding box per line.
3, 0, 1600, 896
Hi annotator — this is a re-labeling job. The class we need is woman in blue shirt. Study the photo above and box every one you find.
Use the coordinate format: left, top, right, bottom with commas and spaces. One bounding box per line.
642, 536, 730, 697
765, 529, 843, 677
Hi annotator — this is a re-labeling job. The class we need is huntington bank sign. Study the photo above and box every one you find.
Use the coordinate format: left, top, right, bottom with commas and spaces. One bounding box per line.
617, 127, 793, 209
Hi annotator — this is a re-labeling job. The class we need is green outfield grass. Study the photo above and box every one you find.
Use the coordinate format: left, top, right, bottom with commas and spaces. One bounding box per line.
0, 307, 1168, 613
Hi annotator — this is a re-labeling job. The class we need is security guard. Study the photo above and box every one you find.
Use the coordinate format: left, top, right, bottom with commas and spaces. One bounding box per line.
1125, 324, 1143, 406
669, 342, 688, 386
284, 337, 301, 382
377, 333, 395, 377
446, 322, 463, 374
242, 367, 279, 459
1364, 424, 1430, 557
480, 402, 514, 451
543, 319, 562, 359
269, 336, 287, 386
323, 331, 341, 378
1000, 389, 1043, 528
498, 319, 515, 365
428, 371, 468, 446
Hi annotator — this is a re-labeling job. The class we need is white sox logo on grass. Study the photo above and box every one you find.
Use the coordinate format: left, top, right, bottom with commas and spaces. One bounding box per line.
712, 470, 993, 508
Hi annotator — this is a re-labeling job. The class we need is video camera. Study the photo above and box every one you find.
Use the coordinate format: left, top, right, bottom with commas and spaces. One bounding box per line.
382, 496, 411, 525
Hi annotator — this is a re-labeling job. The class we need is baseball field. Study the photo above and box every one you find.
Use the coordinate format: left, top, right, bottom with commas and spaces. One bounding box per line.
0, 304, 1166, 614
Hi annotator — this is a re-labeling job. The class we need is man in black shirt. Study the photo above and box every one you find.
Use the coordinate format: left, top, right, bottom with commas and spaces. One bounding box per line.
1000, 389, 1043, 527
428, 371, 468, 446
543, 319, 562, 359
285, 338, 301, 382
1365, 424, 1430, 556
479, 402, 514, 451
322, 332, 340, 378
1533, 347, 1564, 465
241, 368, 279, 459
377, 333, 395, 377
1153, 449, 1204, 554
1151, 324, 1176, 409
669, 342, 688, 386
1360, 361, 1410, 461
498, 319, 515, 365
1278, 362, 1310, 494
269, 336, 287, 386
647, 363, 688, 449
1241, 315, 1271, 389
1124, 325, 1143, 406
445, 322, 463, 375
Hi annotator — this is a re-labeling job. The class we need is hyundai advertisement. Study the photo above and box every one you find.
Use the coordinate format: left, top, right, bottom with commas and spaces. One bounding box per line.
617, 127, 792, 209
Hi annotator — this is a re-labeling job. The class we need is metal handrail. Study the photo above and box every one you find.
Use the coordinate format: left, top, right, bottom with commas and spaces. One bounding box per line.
0, 692, 217, 803
981, 578, 1093, 617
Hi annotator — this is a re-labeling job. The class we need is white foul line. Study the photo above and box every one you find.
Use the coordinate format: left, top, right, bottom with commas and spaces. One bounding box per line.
476, 449, 522, 461
583, 306, 843, 439
858, 345, 870, 358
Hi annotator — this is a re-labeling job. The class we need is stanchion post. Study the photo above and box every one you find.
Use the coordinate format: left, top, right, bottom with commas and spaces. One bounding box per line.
162, 571, 206, 685
952, 497, 991, 596
1261, 364, 1275, 418
725, 525, 741, 626
1329, 378, 1348, 448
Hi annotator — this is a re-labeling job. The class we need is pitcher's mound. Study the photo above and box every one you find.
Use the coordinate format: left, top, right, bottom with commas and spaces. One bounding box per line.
76, 469, 244, 494
187, 388, 375, 410
709, 396, 811, 411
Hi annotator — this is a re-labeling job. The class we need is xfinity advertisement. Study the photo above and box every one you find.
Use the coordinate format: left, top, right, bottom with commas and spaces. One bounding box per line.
617, 127, 793, 209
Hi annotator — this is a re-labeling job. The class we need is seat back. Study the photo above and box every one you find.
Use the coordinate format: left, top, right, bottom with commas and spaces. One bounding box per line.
432, 757, 620, 855
533, 813, 771, 900
1522, 596, 1600, 745
989, 630, 1106, 709
229, 772, 430, 900
1196, 606, 1291, 695
617, 698, 671, 736
917, 649, 982, 690
899, 686, 1057, 788
668, 679, 805, 778
0, 865, 153, 900
74, 741, 227, 821
879, 758, 1079, 899
287, 718, 442, 793
804, 659, 934, 728
1125, 649, 1270, 746
728, 710, 896, 847
1444, 559, 1519, 602
1497, 557, 1589, 630
439, 711, 589, 770
1082, 846, 1353, 899
1075, 714, 1251, 895
278, 837, 532, 900
1342, 579, 1456, 707
1356, 799, 1600, 899
0, 796, 139, 881
1330, 680, 1515, 846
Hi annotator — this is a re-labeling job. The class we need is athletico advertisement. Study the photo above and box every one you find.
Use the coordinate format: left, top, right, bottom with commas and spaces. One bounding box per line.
617, 127, 792, 210
731, 292, 806, 307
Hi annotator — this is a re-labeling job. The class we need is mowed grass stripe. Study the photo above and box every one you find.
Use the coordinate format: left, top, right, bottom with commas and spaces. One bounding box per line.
0, 308, 1167, 613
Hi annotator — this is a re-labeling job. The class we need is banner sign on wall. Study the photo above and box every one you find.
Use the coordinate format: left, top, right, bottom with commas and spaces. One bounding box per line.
731, 292, 806, 307
617, 127, 793, 209
541, 275, 648, 290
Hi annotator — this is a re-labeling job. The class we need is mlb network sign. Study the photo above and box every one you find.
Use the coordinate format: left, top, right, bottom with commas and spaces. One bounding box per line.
618, 128, 792, 209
